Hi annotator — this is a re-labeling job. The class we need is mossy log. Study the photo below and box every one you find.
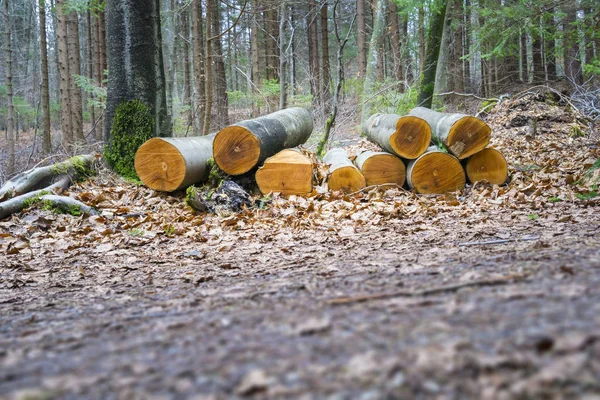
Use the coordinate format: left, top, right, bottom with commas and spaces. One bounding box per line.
406, 146, 466, 194
213, 107, 313, 175
135, 134, 215, 192
0, 155, 96, 220
362, 114, 431, 159
255, 149, 313, 196
323, 148, 366, 193
354, 151, 406, 187
465, 148, 508, 185
409, 107, 491, 159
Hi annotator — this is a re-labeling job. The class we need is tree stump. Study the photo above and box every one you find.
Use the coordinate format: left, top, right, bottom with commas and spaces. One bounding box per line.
323, 148, 366, 193
406, 146, 466, 194
355, 151, 406, 186
213, 107, 313, 175
465, 148, 508, 184
362, 114, 431, 159
255, 149, 313, 196
134, 135, 215, 192
409, 107, 491, 159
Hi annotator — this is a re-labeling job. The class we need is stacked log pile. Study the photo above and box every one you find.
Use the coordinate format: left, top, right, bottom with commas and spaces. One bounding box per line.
133, 106, 508, 204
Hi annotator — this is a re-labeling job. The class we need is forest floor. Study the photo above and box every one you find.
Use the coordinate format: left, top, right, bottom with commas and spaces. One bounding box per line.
1, 91, 600, 399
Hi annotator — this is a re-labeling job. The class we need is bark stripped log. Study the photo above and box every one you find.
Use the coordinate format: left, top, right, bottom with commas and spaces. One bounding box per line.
135, 135, 215, 192
409, 107, 491, 159
324, 148, 366, 193
406, 146, 465, 194
362, 114, 431, 159
213, 107, 313, 175
255, 149, 313, 196
465, 148, 508, 184
355, 151, 406, 186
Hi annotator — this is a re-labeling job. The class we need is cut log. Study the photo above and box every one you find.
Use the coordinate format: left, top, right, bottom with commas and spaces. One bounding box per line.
134, 135, 215, 192
409, 107, 491, 159
354, 151, 406, 187
406, 146, 466, 194
323, 148, 366, 193
213, 107, 313, 175
362, 114, 431, 159
255, 149, 313, 196
465, 148, 508, 185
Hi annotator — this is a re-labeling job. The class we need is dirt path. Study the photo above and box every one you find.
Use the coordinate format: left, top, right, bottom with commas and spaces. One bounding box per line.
1, 200, 599, 399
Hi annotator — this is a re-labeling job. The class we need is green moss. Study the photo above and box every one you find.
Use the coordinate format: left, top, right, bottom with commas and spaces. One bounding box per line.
40, 200, 83, 216
185, 186, 198, 208
571, 125, 586, 138
23, 191, 51, 208
104, 100, 154, 180
479, 99, 498, 112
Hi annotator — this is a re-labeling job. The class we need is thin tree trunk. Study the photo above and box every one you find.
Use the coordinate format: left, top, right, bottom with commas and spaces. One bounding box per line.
321, 1, 331, 111
417, 0, 448, 108
67, 9, 84, 142
87, 9, 96, 139
308, 0, 321, 104
388, 0, 403, 83
211, 0, 229, 129
361, 0, 385, 125
279, 4, 288, 109
182, 7, 192, 126
203, 0, 214, 134
56, 0, 73, 147
357, 0, 367, 78
250, 0, 261, 116
563, 6, 582, 84
418, 5, 425, 77
39, 0, 52, 153
4, 0, 16, 175
545, 7, 556, 80
520, 29, 528, 82
192, 0, 206, 134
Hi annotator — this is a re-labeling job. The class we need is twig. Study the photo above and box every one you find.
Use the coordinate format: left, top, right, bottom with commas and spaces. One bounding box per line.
458, 235, 539, 247
348, 183, 410, 196
327, 274, 527, 305
437, 91, 498, 102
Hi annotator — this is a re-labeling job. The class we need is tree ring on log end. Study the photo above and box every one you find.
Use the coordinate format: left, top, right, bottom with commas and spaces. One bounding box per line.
361, 154, 406, 186
328, 166, 366, 193
447, 116, 491, 159
391, 116, 432, 159
410, 152, 465, 194
213, 126, 261, 175
135, 138, 187, 192
465, 148, 508, 185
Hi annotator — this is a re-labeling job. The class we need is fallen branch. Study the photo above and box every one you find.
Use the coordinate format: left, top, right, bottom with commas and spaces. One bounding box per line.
458, 235, 539, 247
327, 274, 527, 305
36, 194, 98, 216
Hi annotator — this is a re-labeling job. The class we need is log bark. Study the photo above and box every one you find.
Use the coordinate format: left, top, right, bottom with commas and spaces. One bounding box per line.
362, 114, 431, 159
255, 149, 313, 196
464, 148, 508, 185
409, 107, 491, 159
355, 151, 406, 187
135, 135, 215, 192
406, 146, 465, 194
323, 148, 366, 193
213, 107, 313, 175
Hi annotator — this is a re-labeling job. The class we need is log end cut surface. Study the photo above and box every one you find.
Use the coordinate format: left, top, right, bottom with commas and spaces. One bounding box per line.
255, 149, 313, 195
329, 166, 366, 193
410, 152, 465, 194
361, 154, 406, 186
213, 126, 261, 175
465, 148, 508, 184
447, 116, 491, 159
135, 138, 187, 192
391, 116, 432, 159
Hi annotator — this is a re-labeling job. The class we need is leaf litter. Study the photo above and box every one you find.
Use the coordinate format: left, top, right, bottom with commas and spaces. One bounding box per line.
0, 96, 599, 398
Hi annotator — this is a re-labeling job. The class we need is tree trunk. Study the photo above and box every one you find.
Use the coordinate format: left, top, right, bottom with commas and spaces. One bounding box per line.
213, 107, 313, 175
520, 30, 528, 82
104, 0, 170, 141
94, 8, 104, 137
308, 0, 321, 104
417, 0, 448, 108
464, 148, 508, 185
87, 9, 96, 139
56, 0, 73, 148
250, 0, 261, 116
323, 148, 366, 193
4, 0, 15, 175
279, 5, 288, 109
545, 7, 556, 80
182, 7, 192, 126
39, 0, 52, 153
135, 134, 215, 192
388, 0, 403, 82
418, 5, 425, 77
362, 114, 431, 159
409, 107, 491, 159
192, 0, 206, 134
355, 151, 405, 187
255, 149, 313, 195
360, 0, 385, 124
532, 16, 545, 83
67, 9, 84, 142
563, 6, 582, 85
265, 6, 278, 81
203, 0, 214, 135
211, 0, 229, 130
357, 0, 367, 78
406, 146, 465, 194
320, 1, 331, 110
